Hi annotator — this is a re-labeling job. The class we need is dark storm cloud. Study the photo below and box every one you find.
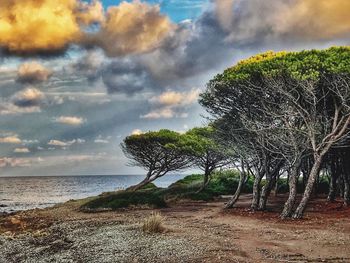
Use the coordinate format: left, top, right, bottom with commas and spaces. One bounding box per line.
70, 0, 350, 97
100, 59, 159, 95
72, 11, 234, 95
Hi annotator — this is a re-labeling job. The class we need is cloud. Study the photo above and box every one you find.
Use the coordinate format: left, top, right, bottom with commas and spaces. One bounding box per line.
150, 89, 199, 106
141, 108, 175, 119
53, 116, 85, 126
94, 139, 109, 144
11, 88, 45, 108
0, 101, 41, 115
215, 0, 234, 31
48, 140, 72, 147
70, 50, 105, 81
86, 0, 174, 57
213, 0, 350, 45
0, 0, 91, 55
23, 139, 39, 144
94, 135, 110, 144
0, 157, 32, 167
0, 87, 62, 115
141, 89, 199, 119
14, 147, 30, 153
47, 138, 84, 147
141, 108, 188, 119
17, 61, 52, 83
100, 59, 157, 94
139, 10, 234, 85
0, 136, 21, 144
131, 129, 143, 135
275, 0, 350, 40
1, 0, 349, 59
76, 0, 105, 25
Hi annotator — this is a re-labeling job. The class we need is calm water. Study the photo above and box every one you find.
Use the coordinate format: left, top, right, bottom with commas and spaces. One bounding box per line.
0, 174, 186, 213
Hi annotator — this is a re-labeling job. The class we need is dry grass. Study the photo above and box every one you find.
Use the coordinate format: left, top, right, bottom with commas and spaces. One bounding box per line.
142, 212, 165, 233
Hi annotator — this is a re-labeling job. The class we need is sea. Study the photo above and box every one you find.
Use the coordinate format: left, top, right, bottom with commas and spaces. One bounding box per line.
0, 174, 186, 213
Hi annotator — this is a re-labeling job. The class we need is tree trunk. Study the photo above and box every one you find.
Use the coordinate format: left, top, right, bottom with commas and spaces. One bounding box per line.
313, 173, 320, 198
339, 177, 344, 198
258, 173, 274, 211
327, 173, 338, 202
251, 170, 264, 210
343, 174, 350, 206
196, 168, 211, 193
293, 156, 323, 219
280, 164, 300, 219
127, 171, 155, 191
273, 173, 280, 197
127, 178, 152, 191
225, 172, 246, 208
259, 161, 283, 211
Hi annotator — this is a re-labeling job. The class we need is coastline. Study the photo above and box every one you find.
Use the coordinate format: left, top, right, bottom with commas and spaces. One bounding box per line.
0, 194, 350, 262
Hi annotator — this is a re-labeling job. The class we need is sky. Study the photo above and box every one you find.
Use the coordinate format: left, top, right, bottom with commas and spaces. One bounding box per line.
0, 0, 349, 176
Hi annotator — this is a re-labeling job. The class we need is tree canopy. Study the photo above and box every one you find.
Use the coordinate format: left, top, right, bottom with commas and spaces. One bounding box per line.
184, 126, 229, 191
121, 129, 191, 191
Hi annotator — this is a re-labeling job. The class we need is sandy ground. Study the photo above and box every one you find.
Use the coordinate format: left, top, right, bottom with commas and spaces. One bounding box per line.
0, 194, 350, 263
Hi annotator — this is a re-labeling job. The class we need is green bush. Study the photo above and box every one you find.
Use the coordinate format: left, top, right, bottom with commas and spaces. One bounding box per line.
165, 170, 253, 201
81, 170, 333, 211
81, 189, 166, 210
168, 174, 203, 189
274, 176, 330, 194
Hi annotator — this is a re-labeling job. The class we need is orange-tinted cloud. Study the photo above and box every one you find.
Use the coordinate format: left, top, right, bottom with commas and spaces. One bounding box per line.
150, 89, 200, 106
141, 89, 199, 119
88, 0, 174, 57
0, 0, 103, 55
53, 116, 85, 126
0, 136, 22, 144
276, 0, 350, 39
77, 0, 105, 25
215, 0, 234, 31
17, 61, 52, 83
0, 0, 173, 57
216, 0, 350, 42
12, 87, 45, 108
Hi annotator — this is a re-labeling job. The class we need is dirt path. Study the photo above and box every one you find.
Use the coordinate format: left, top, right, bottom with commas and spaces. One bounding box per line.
0, 194, 349, 262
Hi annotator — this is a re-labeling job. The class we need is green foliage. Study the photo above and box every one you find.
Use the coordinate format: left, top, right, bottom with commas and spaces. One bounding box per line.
181, 126, 229, 174
80, 171, 332, 211
167, 170, 253, 200
139, 182, 158, 190
81, 170, 253, 210
121, 129, 191, 183
208, 170, 254, 194
168, 174, 203, 188
275, 176, 330, 194
219, 47, 350, 82
183, 126, 217, 155
82, 188, 167, 210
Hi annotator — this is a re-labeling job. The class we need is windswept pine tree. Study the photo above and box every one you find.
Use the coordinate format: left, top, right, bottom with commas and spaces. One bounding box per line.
200, 47, 350, 218
121, 129, 192, 191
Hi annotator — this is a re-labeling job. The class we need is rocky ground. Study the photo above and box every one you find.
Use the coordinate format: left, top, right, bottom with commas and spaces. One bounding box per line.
0, 194, 350, 262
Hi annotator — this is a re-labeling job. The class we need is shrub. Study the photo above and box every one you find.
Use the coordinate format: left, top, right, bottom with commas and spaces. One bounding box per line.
142, 212, 165, 233
165, 170, 253, 201
168, 174, 203, 189
81, 189, 166, 211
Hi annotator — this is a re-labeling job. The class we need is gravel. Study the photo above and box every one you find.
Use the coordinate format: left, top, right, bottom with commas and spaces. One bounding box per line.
0, 220, 206, 263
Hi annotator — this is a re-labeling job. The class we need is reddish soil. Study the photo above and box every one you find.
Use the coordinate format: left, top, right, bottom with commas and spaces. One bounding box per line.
1, 194, 350, 262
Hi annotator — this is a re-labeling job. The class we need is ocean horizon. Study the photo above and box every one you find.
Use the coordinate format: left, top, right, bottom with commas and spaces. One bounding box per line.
0, 174, 186, 213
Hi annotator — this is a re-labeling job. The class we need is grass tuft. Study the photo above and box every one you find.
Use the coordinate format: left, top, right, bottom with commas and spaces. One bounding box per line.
142, 212, 165, 233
